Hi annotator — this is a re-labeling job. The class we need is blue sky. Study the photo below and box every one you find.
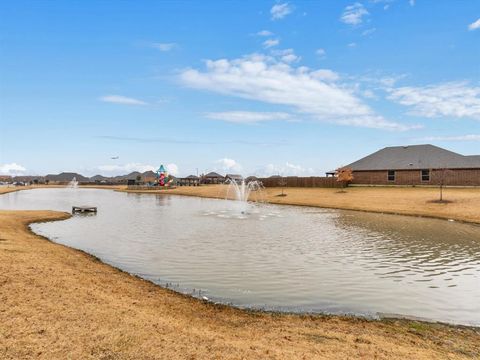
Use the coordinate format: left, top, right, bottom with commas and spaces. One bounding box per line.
1, 0, 479, 177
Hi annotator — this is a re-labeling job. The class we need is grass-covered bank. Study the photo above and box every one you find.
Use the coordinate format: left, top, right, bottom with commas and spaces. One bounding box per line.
0, 209, 479, 359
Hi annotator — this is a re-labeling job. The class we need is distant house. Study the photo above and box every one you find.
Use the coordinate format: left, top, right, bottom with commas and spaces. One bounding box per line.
142, 170, 157, 184
112, 171, 158, 184
90, 175, 112, 183
338, 144, 480, 186
245, 176, 259, 184
177, 175, 200, 186
202, 172, 225, 184
0, 175, 12, 183
225, 174, 243, 184
45, 172, 89, 184
12, 175, 45, 184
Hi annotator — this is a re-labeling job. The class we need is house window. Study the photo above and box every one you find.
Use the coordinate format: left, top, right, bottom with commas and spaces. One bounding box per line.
387, 170, 395, 182
421, 169, 430, 182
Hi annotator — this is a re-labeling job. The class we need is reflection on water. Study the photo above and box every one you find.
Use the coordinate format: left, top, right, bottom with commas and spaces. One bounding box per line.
1, 188, 479, 326
333, 213, 480, 286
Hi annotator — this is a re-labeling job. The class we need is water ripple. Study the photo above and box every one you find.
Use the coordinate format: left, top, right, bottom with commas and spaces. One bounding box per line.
1, 188, 480, 326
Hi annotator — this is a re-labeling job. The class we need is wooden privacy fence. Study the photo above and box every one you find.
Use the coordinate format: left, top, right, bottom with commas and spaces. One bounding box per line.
258, 176, 345, 188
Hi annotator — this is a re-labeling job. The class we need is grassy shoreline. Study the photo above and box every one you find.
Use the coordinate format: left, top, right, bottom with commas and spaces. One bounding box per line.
1, 185, 480, 358
0, 210, 479, 359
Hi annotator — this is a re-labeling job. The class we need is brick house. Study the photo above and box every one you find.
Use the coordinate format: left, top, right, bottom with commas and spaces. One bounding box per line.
225, 174, 243, 184
340, 144, 480, 186
201, 172, 225, 184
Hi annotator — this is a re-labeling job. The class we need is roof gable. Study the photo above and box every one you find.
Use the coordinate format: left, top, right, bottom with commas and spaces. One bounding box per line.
205, 172, 223, 178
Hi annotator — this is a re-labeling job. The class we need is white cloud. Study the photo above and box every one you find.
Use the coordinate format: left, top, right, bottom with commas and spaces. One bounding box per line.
409, 0, 415, 6
166, 163, 179, 176
216, 158, 242, 172
311, 69, 340, 82
263, 38, 280, 48
0, 163, 26, 176
370, 0, 393, 7
97, 163, 155, 175
256, 30, 273, 36
468, 18, 480, 31
151, 43, 177, 51
281, 53, 299, 63
180, 53, 419, 131
418, 135, 480, 142
379, 75, 405, 87
254, 162, 315, 177
388, 82, 480, 120
271, 3, 293, 20
341, 3, 369, 25
99, 95, 147, 106
205, 111, 292, 124
348, 42, 357, 48
316, 48, 326, 58
362, 89, 377, 99
271, 48, 300, 63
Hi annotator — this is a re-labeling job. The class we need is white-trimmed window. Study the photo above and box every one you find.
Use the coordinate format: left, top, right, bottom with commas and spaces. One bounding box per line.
421, 169, 430, 182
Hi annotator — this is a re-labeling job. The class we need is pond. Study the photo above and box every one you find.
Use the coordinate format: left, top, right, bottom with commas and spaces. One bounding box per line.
1, 188, 479, 326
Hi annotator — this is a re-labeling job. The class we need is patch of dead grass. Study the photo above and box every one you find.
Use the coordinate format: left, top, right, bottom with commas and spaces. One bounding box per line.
0, 209, 479, 359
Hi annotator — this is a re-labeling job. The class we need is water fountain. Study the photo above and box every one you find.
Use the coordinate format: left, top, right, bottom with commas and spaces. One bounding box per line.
225, 179, 263, 214
68, 177, 79, 189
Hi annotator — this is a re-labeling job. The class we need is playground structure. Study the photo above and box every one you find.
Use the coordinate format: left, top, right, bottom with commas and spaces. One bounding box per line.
156, 165, 173, 187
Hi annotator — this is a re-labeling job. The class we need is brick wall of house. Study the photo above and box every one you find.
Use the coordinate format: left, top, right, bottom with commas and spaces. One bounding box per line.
352, 169, 480, 186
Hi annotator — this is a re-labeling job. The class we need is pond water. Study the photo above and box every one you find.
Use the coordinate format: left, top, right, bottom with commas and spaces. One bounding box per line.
1, 188, 480, 326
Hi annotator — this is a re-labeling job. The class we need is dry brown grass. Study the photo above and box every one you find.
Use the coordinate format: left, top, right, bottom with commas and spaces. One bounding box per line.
1, 185, 480, 358
0, 184, 69, 195
0, 184, 123, 196
121, 185, 480, 224
0, 185, 40, 195
1, 209, 479, 359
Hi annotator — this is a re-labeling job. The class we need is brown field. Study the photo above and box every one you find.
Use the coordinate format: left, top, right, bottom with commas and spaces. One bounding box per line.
0, 184, 70, 195
1, 184, 480, 359
1, 209, 479, 359
0, 185, 45, 195
122, 185, 480, 224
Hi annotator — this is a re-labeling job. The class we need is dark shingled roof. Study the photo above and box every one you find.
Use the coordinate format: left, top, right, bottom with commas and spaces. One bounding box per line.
346, 144, 480, 171
204, 172, 224, 178
45, 172, 89, 182
90, 174, 111, 181
225, 174, 243, 180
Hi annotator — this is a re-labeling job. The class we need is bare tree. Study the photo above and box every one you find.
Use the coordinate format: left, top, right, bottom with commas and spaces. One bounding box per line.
278, 177, 287, 197
335, 167, 354, 192
436, 168, 452, 202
